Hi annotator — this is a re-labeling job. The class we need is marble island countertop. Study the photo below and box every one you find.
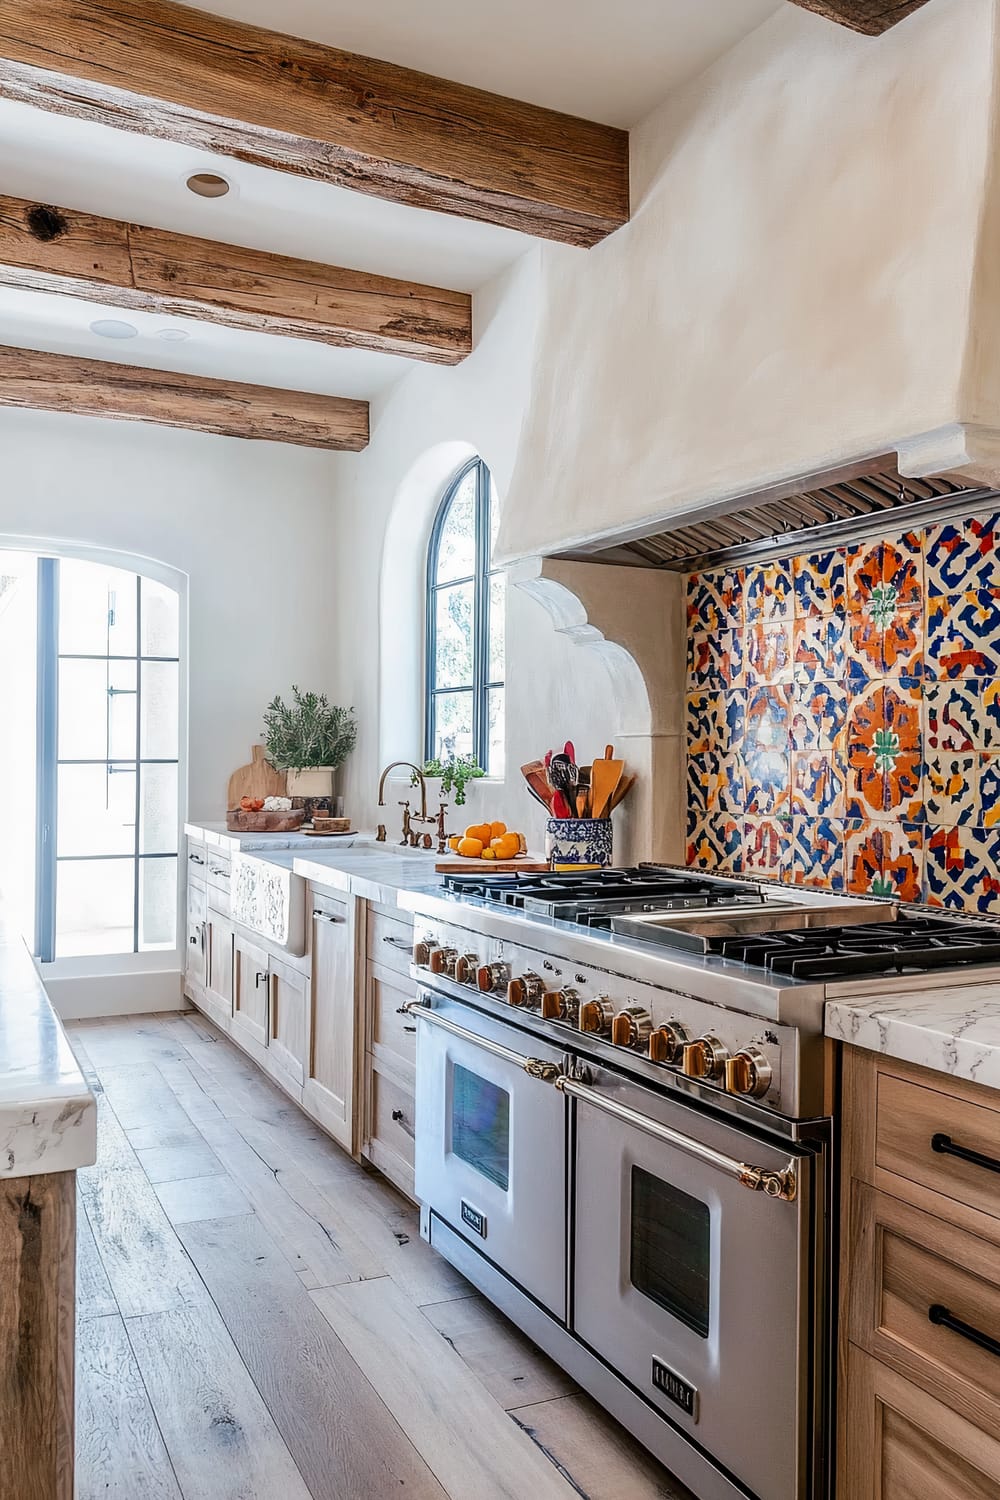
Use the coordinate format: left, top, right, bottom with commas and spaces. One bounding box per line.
0, 912, 97, 1177
825, 986, 1000, 1090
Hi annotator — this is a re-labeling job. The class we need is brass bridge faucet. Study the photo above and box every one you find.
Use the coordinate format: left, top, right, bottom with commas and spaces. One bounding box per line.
376, 761, 449, 851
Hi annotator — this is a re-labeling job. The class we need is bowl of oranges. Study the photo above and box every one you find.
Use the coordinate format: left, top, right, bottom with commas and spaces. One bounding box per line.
447, 821, 527, 862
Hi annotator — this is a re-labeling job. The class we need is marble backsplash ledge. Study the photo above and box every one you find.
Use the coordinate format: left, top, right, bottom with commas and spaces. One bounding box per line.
684, 509, 1000, 915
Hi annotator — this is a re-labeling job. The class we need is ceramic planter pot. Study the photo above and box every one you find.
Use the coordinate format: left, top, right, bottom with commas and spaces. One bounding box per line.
545, 817, 613, 868
286, 766, 334, 799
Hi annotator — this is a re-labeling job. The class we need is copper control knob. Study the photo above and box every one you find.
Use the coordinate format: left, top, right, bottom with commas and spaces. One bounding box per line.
578, 996, 616, 1035
541, 988, 580, 1024
724, 1046, 773, 1099
649, 1021, 690, 1065
682, 1035, 730, 1081
507, 972, 544, 1008
611, 1006, 653, 1050
454, 953, 480, 985
430, 947, 458, 977
477, 961, 510, 993
413, 940, 432, 967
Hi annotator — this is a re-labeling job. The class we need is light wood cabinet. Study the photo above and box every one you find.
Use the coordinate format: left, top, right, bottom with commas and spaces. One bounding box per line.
843, 1346, 1000, 1499
232, 932, 271, 1049
839, 1048, 1000, 1497
203, 909, 234, 1030
185, 878, 207, 992
302, 891, 357, 1152
267, 956, 309, 1093
361, 903, 417, 1200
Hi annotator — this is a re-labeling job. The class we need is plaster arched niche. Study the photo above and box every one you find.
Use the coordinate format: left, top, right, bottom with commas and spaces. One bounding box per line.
378, 440, 477, 767
510, 555, 688, 864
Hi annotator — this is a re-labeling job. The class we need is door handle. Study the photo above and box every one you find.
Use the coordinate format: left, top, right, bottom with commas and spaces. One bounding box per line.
255, 970, 268, 988
931, 1133, 1000, 1176
313, 910, 345, 923
554, 1074, 799, 1203
929, 1304, 1000, 1359
400, 1002, 560, 1082
383, 936, 411, 949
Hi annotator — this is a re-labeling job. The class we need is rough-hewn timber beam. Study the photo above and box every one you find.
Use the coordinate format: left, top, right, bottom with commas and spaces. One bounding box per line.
786, 0, 932, 34
0, 0, 629, 247
0, 344, 370, 450
0, 196, 472, 364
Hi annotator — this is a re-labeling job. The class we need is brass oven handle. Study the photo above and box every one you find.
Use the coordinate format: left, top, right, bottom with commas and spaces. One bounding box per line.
400, 1001, 560, 1082
553, 1074, 798, 1202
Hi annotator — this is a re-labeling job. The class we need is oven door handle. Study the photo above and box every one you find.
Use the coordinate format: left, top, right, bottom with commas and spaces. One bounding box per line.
554, 1075, 799, 1203
400, 1001, 561, 1082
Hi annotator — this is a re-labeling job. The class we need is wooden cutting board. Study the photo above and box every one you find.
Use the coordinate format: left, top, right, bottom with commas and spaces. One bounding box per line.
434, 859, 550, 873
227, 745, 287, 810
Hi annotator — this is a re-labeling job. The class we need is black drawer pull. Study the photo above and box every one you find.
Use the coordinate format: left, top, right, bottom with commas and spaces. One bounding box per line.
403, 1025, 417, 1033
929, 1303, 1000, 1359
391, 1108, 405, 1122
931, 1133, 1000, 1176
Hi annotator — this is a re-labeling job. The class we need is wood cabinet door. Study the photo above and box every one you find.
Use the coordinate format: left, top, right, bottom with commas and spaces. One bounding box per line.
185, 881, 207, 990
232, 934, 270, 1049
841, 1346, 1000, 1500
303, 894, 356, 1152
268, 957, 309, 1092
204, 912, 234, 1027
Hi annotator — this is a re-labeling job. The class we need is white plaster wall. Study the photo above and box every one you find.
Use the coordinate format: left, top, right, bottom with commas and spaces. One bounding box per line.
497, 0, 994, 562
328, 255, 642, 858
0, 408, 339, 819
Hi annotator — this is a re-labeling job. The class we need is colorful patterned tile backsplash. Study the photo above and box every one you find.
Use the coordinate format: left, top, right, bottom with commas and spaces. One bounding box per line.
684, 511, 1000, 912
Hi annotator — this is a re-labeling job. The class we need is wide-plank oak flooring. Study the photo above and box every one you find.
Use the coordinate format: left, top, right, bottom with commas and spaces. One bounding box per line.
68, 1011, 691, 1499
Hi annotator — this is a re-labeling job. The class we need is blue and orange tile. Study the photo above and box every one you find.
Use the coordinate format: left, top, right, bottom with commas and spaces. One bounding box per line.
687, 569, 744, 631
791, 817, 845, 889
924, 825, 1000, 914
792, 549, 847, 617
925, 513, 1000, 596
790, 680, 848, 750
923, 753, 977, 827
743, 816, 792, 878
744, 560, 794, 622
926, 592, 1000, 678
745, 621, 794, 685
791, 751, 845, 818
793, 614, 845, 680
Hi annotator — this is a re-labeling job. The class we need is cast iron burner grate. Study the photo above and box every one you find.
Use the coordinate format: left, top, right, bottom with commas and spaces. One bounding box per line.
441, 867, 763, 915
714, 918, 1000, 981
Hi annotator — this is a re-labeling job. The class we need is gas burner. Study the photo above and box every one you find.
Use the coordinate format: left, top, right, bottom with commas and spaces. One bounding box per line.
713, 916, 1000, 981
440, 866, 764, 921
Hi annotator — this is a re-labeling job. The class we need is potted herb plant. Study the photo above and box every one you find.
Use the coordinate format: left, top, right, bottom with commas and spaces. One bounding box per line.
263, 687, 358, 801
414, 754, 484, 808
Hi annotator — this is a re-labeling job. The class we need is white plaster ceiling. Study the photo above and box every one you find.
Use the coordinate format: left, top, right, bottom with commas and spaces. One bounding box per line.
186, 0, 781, 129
0, 0, 780, 397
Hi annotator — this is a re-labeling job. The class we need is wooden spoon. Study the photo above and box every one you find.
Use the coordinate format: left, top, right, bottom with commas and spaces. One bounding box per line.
608, 772, 636, 812
590, 757, 624, 820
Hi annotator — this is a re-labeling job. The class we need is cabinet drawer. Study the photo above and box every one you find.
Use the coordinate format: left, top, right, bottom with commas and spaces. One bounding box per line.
186, 839, 207, 885
877, 1072, 1000, 1228
849, 1184, 1000, 1436
842, 1345, 1000, 1500
367, 961, 416, 1081
366, 910, 414, 977
206, 852, 231, 892
370, 1067, 415, 1168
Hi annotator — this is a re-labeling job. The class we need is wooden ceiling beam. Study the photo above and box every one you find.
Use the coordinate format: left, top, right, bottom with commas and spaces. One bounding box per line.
0, 344, 369, 449
785, 0, 932, 34
0, 0, 629, 247
0, 196, 472, 364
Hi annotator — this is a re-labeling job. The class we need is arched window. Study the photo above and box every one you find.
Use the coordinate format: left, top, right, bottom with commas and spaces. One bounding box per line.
425, 457, 505, 776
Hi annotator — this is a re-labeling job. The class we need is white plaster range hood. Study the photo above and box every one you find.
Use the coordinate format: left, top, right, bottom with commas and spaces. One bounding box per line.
554, 456, 993, 573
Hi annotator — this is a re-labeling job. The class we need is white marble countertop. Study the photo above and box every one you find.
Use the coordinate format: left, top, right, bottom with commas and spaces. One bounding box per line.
186, 821, 447, 909
0, 912, 97, 1177
826, 987, 1000, 1091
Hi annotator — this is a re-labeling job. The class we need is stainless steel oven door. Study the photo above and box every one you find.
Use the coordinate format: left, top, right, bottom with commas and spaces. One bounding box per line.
568, 1066, 817, 1500
410, 989, 569, 1319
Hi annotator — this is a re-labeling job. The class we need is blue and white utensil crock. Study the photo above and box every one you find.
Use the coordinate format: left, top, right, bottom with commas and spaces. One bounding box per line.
545, 817, 613, 868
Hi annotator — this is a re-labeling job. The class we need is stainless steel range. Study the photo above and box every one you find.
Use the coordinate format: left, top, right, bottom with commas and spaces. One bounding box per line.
399, 867, 1000, 1500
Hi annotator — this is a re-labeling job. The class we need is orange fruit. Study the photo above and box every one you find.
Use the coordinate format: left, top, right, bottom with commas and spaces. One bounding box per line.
492, 833, 521, 860
481, 846, 496, 860
448, 835, 461, 852
489, 821, 507, 839
458, 836, 484, 858
465, 823, 492, 846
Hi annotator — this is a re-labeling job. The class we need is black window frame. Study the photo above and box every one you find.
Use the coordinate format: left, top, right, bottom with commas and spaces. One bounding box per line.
424, 457, 503, 772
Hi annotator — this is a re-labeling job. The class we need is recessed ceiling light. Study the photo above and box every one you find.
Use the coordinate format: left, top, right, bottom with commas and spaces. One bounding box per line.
157, 328, 190, 342
89, 318, 139, 339
186, 172, 231, 199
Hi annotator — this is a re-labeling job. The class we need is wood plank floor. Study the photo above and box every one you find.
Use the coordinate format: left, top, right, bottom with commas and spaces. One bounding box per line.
67, 1012, 692, 1500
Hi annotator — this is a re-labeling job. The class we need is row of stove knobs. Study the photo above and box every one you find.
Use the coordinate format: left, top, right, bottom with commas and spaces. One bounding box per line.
416, 943, 772, 1100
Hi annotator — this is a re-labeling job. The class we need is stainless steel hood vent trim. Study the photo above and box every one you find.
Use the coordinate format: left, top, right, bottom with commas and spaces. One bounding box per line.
555, 468, 995, 573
